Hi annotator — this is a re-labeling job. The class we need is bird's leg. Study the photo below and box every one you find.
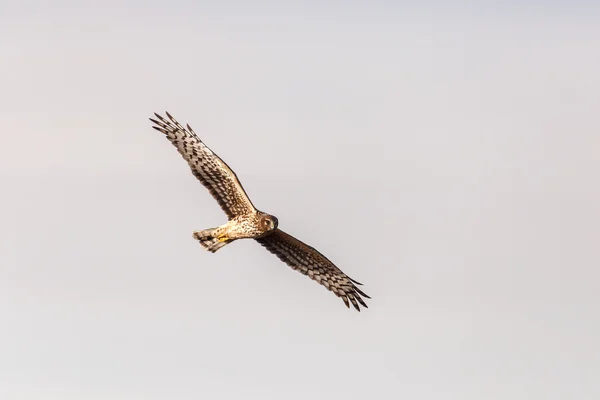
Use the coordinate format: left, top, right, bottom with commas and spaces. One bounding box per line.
214, 223, 233, 242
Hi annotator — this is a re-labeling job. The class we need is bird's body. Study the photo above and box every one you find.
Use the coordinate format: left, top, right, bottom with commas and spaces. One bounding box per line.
150, 112, 369, 311
193, 212, 278, 252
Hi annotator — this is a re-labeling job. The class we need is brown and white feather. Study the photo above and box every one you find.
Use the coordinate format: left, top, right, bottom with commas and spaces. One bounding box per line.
256, 229, 370, 311
150, 112, 257, 219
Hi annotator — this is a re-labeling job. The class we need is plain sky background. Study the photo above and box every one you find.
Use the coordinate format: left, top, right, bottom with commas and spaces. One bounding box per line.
1, 1, 599, 399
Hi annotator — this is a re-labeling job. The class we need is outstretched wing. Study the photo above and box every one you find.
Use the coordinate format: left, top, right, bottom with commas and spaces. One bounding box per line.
256, 229, 370, 311
150, 112, 257, 219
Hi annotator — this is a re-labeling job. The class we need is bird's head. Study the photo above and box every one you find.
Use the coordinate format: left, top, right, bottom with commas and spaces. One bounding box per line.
260, 214, 279, 232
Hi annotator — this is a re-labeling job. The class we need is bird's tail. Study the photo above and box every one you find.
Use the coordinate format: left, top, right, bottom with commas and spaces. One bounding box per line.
193, 228, 232, 253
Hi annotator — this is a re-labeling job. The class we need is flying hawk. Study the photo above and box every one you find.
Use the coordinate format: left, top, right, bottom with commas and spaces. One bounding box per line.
150, 112, 370, 311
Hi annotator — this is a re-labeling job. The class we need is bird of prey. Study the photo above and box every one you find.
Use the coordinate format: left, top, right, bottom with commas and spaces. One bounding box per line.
150, 112, 369, 311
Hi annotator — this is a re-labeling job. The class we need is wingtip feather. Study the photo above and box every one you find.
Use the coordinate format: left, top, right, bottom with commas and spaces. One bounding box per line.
355, 293, 368, 308
342, 296, 350, 308
354, 286, 370, 299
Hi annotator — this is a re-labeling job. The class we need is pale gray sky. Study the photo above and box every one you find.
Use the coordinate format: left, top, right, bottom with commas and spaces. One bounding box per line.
1, 2, 599, 399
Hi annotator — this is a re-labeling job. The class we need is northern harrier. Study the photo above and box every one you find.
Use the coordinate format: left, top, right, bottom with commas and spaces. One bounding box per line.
150, 112, 370, 311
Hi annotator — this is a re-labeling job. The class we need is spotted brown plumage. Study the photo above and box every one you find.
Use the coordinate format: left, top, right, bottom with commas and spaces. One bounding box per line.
256, 230, 369, 310
150, 112, 370, 311
150, 112, 256, 219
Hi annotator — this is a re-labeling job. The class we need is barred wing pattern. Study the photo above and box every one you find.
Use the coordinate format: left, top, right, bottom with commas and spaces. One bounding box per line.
257, 230, 370, 311
150, 112, 257, 219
